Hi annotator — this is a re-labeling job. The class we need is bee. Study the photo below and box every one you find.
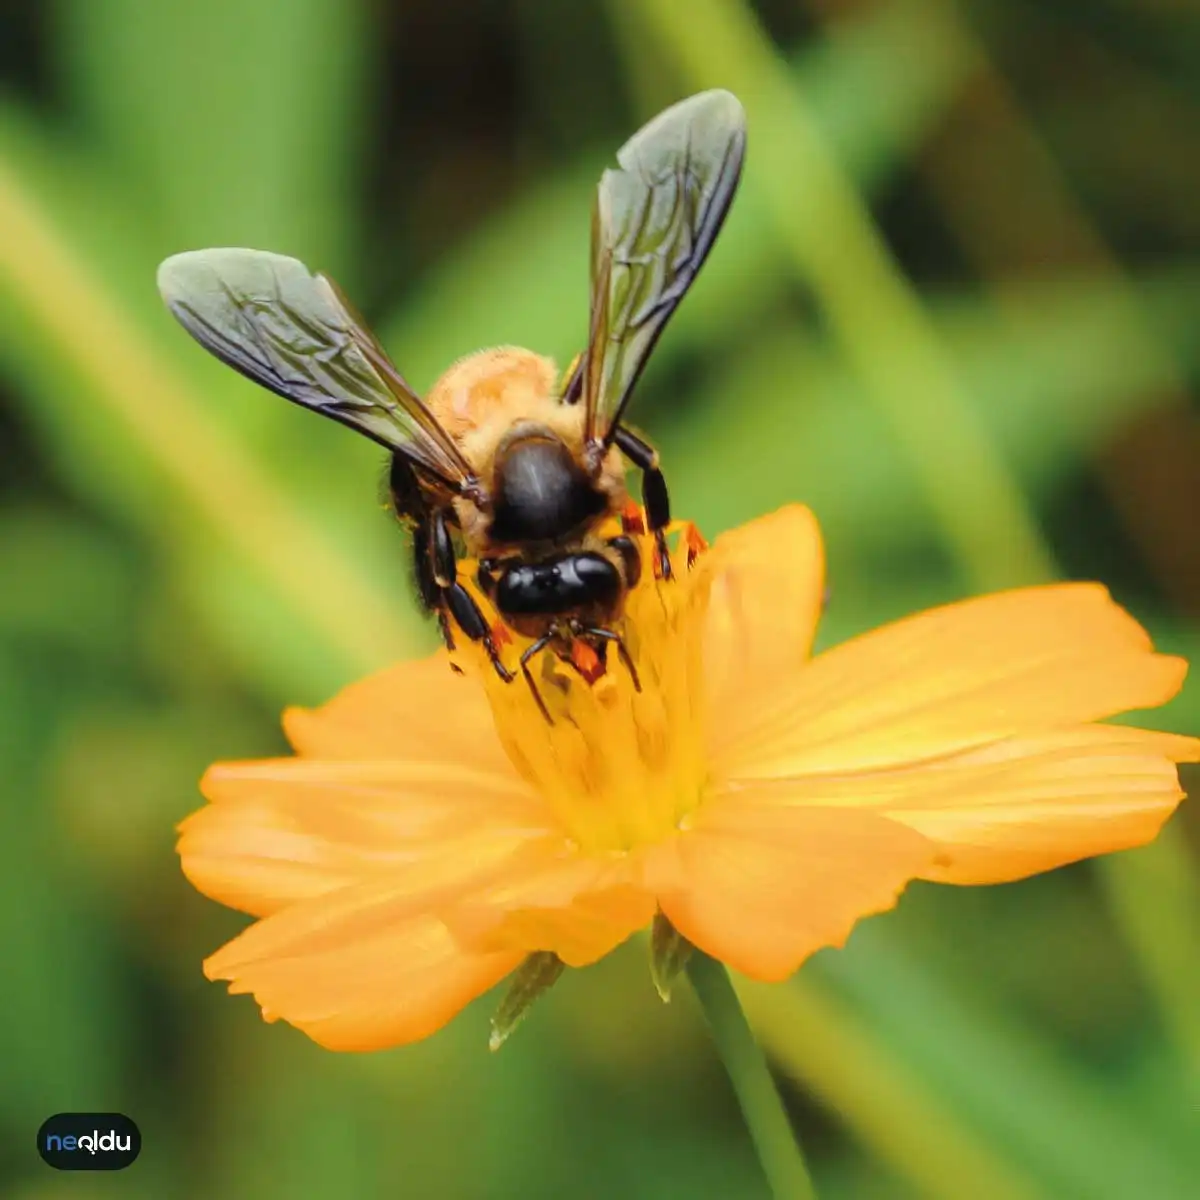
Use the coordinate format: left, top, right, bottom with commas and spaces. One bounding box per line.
157, 90, 745, 718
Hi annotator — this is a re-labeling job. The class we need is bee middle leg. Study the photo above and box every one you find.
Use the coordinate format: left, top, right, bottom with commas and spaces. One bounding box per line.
613, 425, 672, 581
427, 508, 513, 682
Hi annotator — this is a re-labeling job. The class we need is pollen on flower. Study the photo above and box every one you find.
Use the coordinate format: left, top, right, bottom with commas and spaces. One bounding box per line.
620, 499, 647, 536
569, 639, 604, 684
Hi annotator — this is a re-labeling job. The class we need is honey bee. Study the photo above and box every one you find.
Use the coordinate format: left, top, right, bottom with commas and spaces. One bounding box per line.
157, 90, 745, 717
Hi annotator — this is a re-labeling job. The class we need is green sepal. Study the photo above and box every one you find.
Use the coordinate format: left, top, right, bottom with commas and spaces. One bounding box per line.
650, 910, 693, 1002
489, 951, 565, 1051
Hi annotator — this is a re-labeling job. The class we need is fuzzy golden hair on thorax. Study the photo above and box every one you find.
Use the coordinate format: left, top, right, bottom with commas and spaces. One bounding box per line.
425, 347, 561, 443
425, 346, 628, 550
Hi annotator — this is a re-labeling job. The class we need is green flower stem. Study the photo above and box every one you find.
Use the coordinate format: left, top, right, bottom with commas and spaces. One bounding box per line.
686, 951, 817, 1199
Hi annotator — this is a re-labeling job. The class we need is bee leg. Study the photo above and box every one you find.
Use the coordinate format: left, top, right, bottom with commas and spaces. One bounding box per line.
612, 426, 672, 581
579, 626, 641, 693
430, 508, 513, 682
519, 636, 554, 724
413, 519, 454, 647
444, 583, 512, 681
412, 515, 464, 673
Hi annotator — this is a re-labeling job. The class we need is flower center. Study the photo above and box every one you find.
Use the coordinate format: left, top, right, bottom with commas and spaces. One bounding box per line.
455, 525, 709, 854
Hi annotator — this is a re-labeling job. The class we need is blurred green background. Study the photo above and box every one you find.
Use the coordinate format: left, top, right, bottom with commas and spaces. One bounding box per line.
1, 0, 1198, 1196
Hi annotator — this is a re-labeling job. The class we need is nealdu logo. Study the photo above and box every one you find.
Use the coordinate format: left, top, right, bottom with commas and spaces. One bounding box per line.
37, 1113, 140, 1170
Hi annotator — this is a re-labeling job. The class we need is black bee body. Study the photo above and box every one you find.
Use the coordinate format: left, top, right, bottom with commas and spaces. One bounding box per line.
391, 430, 644, 714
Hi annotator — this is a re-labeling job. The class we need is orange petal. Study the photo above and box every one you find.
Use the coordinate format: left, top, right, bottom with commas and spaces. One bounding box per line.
890, 726, 1196, 883
445, 844, 656, 967
716, 584, 1188, 780
710, 726, 1197, 884
181, 757, 546, 917
205, 880, 522, 1050
282, 651, 512, 778
653, 798, 934, 981
697, 506, 825, 757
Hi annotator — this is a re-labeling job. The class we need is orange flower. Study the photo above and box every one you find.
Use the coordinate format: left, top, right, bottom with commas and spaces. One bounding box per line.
179, 507, 1198, 1051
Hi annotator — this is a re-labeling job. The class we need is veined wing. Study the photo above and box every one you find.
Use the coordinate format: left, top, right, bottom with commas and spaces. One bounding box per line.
158, 248, 476, 490
578, 90, 746, 450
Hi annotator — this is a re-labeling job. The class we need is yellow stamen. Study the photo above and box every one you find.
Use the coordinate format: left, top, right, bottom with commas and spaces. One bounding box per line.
456, 523, 709, 854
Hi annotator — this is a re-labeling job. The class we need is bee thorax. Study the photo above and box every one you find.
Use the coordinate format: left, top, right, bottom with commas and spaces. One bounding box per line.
489, 435, 606, 544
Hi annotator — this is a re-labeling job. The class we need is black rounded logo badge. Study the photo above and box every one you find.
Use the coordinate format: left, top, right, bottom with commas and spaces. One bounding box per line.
37, 1113, 140, 1170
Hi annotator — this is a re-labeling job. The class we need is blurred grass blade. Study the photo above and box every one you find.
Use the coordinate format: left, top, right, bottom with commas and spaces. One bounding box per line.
378, 0, 975, 390
668, 270, 1200, 546
818, 941, 1200, 1196
0, 684, 124, 1131
1098, 836, 1200, 1090
611, 0, 1056, 587
53, 0, 368, 276
0, 145, 413, 698
740, 978, 1042, 1200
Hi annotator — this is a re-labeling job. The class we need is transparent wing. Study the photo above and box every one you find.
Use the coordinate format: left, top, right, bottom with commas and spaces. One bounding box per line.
578, 90, 746, 447
157, 248, 476, 489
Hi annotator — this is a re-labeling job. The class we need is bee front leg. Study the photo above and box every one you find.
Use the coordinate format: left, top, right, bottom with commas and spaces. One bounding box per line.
429, 508, 513, 682
612, 425, 672, 581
